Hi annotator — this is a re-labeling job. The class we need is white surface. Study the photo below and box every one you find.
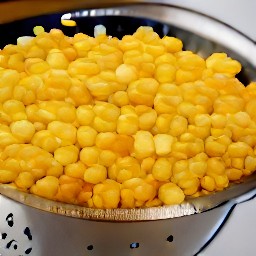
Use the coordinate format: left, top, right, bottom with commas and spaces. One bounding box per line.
158, 0, 256, 41
200, 197, 256, 256
169, 1, 256, 255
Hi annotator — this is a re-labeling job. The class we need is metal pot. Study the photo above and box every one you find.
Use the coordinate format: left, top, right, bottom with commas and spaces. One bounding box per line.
0, 2, 256, 256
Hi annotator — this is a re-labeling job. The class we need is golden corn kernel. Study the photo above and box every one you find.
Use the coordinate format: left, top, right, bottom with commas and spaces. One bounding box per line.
54, 145, 79, 166
158, 182, 185, 205
10, 120, 35, 143
201, 176, 215, 191
152, 158, 173, 181
80, 146, 100, 166
64, 161, 86, 179
133, 131, 155, 159
77, 126, 97, 147
154, 134, 174, 156
15, 171, 35, 189
84, 164, 107, 184
30, 176, 59, 200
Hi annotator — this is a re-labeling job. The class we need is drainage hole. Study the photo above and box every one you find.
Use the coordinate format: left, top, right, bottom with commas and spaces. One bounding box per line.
167, 235, 174, 242
87, 245, 94, 251
130, 242, 139, 249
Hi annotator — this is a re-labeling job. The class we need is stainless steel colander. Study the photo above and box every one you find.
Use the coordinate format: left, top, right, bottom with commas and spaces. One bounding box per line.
0, 2, 256, 256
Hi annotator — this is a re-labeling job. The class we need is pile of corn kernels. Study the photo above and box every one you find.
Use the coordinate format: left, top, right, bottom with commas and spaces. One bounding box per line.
0, 26, 256, 209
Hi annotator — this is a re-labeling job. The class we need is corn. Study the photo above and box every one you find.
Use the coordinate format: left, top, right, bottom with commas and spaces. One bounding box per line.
158, 182, 185, 205
0, 169, 19, 183
84, 164, 107, 184
133, 131, 155, 159
15, 171, 35, 189
154, 134, 174, 156
152, 158, 173, 181
201, 176, 215, 191
77, 126, 97, 147
64, 161, 86, 179
127, 78, 159, 107
227, 142, 251, 158
54, 145, 79, 166
0, 25, 255, 209
76, 105, 95, 126
30, 176, 59, 200
80, 146, 100, 166
48, 121, 77, 146
10, 120, 35, 143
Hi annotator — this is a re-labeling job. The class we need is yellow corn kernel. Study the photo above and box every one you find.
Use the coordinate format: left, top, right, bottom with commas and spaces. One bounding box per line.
8, 53, 24, 72
3, 99, 27, 121
133, 131, 155, 159
15, 171, 35, 189
64, 161, 86, 179
154, 84, 182, 114
155, 53, 176, 66
201, 176, 215, 191
207, 157, 225, 175
205, 140, 226, 157
108, 156, 141, 183
47, 159, 63, 177
80, 146, 100, 166
154, 134, 174, 156
95, 132, 116, 150
99, 150, 116, 167
136, 106, 157, 130
162, 36, 183, 53
31, 130, 61, 152
226, 168, 243, 181
244, 155, 256, 175
0, 169, 18, 183
109, 91, 130, 107
155, 63, 176, 83
227, 142, 250, 158
46, 49, 69, 69
93, 180, 120, 209
119, 35, 142, 51
117, 113, 139, 135
77, 126, 97, 147
158, 182, 185, 205
152, 158, 173, 181
30, 176, 59, 200
214, 174, 229, 189
213, 95, 245, 114
59, 182, 83, 204
76, 105, 95, 126
48, 121, 77, 146
83, 164, 107, 184
54, 145, 79, 166
134, 182, 156, 202
206, 53, 241, 75
231, 157, 244, 170
10, 120, 35, 143
33, 26, 45, 35
121, 188, 135, 208
25, 58, 50, 74
178, 177, 200, 195
116, 63, 138, 84
127, 78, 159, 107
141, 157, 155, 174
169, 115, 188, 137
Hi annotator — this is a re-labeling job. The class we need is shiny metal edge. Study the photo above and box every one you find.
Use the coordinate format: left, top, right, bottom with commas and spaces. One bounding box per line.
1, 173, 256, 221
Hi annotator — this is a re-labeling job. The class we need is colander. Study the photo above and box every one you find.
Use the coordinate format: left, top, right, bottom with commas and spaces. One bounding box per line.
0, 2, 256, 256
